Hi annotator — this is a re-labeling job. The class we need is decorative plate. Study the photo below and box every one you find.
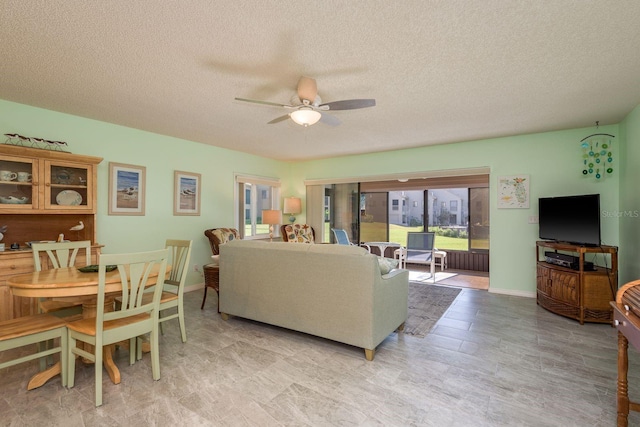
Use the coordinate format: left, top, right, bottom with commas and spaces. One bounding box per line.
53, 169, 73, 184
56, 190, 82, 206
78, 265, 117, 273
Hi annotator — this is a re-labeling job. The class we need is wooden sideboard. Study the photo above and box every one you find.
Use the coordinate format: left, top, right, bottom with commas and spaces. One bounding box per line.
536, 240, 618, 324
0, 145, 103, 320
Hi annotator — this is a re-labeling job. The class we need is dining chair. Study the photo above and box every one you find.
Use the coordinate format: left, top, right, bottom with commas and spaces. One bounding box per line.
66, 248, 169, 407
32, 240, 92, 316
32, 240, 91, 370
0, 313, 68, 389
120, 239, 192, 344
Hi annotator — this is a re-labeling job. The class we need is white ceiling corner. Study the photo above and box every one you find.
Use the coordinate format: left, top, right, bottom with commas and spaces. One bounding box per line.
1, 1, 639, 161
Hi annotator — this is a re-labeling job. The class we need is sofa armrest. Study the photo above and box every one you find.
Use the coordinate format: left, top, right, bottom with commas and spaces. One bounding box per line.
381, 268, 406, 280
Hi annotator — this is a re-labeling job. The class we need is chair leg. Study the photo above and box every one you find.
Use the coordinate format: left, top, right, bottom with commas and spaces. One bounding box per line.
95, 344, 103, 407
136, 337, 143, 361
431, 260, 436, 283
67, 335, 76, 388
129, 338, 136, 365
150, 327, 160, 381
60, 330, 67, 387
38, 342, 48, 371
178, 303, 187, 343
200, 287, 208, 309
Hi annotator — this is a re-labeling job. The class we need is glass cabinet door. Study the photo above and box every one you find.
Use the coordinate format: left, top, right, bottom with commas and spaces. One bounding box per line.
0, 156, 37, 209
44, 161, 92, 210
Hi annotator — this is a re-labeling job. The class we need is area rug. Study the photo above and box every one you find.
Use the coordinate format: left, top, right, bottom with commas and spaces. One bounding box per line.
404, 282, 462, 338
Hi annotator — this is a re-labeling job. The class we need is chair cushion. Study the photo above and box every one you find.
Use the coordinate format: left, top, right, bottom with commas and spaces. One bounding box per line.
212, 228, 239, 245
283, 224, 314, 243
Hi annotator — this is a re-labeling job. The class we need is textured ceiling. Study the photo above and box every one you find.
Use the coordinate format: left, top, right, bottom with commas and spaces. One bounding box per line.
1, 1, 639, 161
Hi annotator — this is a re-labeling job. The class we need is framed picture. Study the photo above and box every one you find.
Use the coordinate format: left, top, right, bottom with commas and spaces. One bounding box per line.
497, 175, 530, 209
108, 162, 146, 215
174, 170, 201, 216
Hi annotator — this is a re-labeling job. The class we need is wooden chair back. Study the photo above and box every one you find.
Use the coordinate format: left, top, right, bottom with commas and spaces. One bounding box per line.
32, 240, 91, 271
280, 224, 316, 243
204, 228, 240, 255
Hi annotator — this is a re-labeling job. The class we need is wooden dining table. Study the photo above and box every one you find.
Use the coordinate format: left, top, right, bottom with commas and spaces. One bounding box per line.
7, 264, 167, 390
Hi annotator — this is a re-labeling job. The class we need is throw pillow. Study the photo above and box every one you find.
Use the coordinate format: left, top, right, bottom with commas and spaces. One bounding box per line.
284, 224, 314, 243
377, 256, 399, 274
212, 228, 237, 245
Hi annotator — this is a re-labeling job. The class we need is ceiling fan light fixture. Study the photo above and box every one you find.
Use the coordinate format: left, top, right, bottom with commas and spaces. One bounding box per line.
290, 108, 321, 127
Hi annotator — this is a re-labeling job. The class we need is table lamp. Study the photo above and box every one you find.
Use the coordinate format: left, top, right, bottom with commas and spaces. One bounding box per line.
262, 209, 282, 242
283, 197, 302, 224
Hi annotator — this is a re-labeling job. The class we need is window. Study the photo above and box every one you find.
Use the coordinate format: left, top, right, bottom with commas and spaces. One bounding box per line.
392, 199, 399, 211
235, 174, 280, 239
450, 200, 458, 211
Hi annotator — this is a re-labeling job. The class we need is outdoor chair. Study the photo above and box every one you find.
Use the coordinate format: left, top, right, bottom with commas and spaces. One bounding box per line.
332, 228, 370, 252
403, 232, 437, 283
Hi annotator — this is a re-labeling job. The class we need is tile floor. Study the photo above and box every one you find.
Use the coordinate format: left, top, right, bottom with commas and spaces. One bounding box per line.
1, 282, 639, 426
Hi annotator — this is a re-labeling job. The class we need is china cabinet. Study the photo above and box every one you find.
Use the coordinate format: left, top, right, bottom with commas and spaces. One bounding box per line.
0, 145, 103, 320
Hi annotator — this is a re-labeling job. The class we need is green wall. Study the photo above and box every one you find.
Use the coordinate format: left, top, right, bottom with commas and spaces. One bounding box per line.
0, 99, 289, 287
2, 97, 636, 295
292, 126, 621, 296
619, 103, 640, 284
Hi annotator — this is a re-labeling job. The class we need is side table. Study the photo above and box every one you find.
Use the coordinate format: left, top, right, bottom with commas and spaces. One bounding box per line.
202, 264, 220, 312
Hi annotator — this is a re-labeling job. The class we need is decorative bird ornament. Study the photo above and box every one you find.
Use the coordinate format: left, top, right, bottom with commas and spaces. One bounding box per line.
70, 221, 84, 239
70, 221, 84, 231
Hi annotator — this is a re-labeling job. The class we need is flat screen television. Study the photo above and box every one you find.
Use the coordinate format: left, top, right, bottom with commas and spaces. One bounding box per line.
538, 194, 601, 246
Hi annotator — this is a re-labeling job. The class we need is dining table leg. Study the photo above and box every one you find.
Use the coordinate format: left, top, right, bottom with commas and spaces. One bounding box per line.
27, 362, 61, 390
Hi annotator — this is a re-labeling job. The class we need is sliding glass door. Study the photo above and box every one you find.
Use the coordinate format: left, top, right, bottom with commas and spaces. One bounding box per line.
360, 192, 388, 243
325, 183, 360, 243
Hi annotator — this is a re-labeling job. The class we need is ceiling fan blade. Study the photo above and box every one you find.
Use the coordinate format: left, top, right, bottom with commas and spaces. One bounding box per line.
235, 97, 291, 108
320, 112, 341, 127
320, 99, 376, 110
267, 114, 290, 124
297, 76, 318, 103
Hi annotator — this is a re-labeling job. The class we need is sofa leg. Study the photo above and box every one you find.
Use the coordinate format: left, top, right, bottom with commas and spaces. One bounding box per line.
396, 322, 405, 332
364, 348, 375, 361
220, 313, 229, 321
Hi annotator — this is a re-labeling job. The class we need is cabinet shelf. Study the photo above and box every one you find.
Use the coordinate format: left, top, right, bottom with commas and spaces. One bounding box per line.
50, 184, 87, 189
536, 241, 618, 324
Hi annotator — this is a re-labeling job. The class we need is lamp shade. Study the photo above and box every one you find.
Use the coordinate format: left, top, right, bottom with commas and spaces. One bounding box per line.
262, 209, 282, 225
290, 108, 321, 126
283, 197, 302, 215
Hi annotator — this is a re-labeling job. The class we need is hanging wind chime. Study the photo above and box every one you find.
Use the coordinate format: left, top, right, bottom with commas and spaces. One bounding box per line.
580, 122, 614, 180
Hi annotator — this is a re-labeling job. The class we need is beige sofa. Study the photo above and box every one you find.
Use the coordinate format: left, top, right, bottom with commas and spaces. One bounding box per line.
219, 240, 409, 360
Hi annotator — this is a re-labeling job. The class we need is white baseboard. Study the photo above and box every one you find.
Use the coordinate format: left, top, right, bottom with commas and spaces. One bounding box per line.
185, 283, 205, 293
488, 288, 536, 298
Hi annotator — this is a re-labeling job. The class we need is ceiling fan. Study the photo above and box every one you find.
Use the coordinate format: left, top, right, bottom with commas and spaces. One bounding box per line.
234, 76, 375, 127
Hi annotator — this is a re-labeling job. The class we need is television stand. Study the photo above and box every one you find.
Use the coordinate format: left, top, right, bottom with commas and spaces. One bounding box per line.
536, 241, 618, 324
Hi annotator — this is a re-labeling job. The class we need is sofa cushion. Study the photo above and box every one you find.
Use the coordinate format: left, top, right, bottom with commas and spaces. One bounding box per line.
377, 256, 399, 274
